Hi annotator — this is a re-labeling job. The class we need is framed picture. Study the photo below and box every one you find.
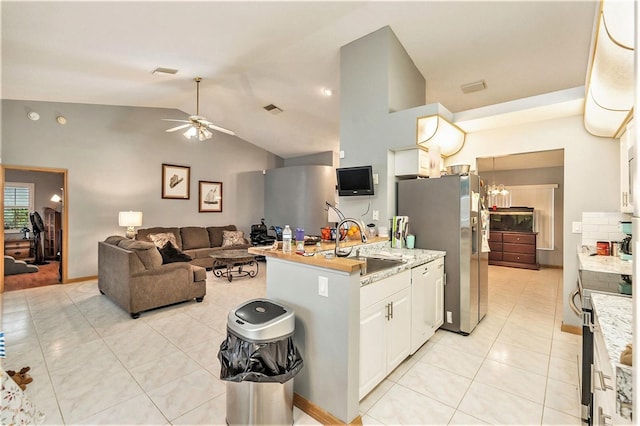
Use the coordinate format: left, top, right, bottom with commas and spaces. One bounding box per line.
199, 181, 223, 212
162, 164, 190, 199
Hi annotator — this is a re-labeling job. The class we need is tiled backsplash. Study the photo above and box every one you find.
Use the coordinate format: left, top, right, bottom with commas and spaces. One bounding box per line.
581, 212, 631, 247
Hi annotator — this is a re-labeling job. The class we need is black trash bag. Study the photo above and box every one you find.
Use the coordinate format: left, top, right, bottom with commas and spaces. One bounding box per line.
218, 332, 304, 384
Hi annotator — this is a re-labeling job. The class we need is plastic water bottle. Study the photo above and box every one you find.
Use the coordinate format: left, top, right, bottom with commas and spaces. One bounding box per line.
282, 225, 292, 253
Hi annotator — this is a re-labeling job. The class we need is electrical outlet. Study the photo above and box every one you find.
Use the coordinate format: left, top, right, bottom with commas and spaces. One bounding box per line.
572, 221, 582, 233
318, 276, 329, 297
372, 173, 379, 185
372, 210, 379, 220
446, 311, 453, 323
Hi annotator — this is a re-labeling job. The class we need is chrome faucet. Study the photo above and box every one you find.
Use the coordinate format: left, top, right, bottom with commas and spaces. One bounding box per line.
335, 218, 368, 257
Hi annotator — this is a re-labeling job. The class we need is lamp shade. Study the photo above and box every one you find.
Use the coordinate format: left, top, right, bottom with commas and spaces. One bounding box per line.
118, 211, 143, 227
417, 114, 466, 157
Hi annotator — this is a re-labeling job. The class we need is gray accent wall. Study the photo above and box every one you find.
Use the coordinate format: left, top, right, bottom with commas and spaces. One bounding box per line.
2, 99, 282, 279
264, 165, 336, 235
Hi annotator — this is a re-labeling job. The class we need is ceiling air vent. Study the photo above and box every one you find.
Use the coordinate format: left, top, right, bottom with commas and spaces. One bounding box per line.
152, 67, 178, 75
264, 104, 283, 115
461, 80, 486, 94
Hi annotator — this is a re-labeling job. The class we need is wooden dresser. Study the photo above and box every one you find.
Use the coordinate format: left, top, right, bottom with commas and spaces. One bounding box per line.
4, 239, 33, 260
488, 231, 539, 270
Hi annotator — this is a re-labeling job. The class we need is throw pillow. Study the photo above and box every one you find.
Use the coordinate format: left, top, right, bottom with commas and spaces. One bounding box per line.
148, 232, 178, 249
222, 230, 245, 247
158, 241, 193, 264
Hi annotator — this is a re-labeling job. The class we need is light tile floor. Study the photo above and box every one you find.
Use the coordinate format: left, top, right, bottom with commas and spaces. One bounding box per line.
1, 264, 580, 425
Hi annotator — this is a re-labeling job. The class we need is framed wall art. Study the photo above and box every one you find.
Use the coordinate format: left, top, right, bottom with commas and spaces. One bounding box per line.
199, 181, 223, 212
162, 164, 190, 199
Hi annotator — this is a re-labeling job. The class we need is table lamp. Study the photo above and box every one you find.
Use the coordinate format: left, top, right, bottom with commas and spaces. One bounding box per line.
118, 211, 143, 239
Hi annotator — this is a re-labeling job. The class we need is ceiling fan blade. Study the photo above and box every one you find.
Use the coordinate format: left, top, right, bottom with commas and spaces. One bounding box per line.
162, 118, 190, 123
166, 123, 193, 132
204, 122, 236, 136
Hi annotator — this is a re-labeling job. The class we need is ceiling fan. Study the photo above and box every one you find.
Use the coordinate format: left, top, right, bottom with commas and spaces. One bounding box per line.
163, 77, 235, 141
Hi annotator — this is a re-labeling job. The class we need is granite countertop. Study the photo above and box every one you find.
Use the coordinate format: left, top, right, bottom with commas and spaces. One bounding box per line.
249, 239, 446, 286
577, 245, 632, 275
590, 292, 633, 420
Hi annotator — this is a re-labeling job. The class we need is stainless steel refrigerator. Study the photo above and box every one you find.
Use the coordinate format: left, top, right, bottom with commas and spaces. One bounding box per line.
397, 174, 488, 335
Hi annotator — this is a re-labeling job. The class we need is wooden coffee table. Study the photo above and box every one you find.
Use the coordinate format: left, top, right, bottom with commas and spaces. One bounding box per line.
209, 249, 259, 282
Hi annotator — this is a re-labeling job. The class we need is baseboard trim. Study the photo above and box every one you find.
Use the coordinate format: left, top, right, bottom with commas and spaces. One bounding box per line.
294, 393, 362, 425
65, 275, 97, 284
561, 322, 582, 335
539, 264, 563, 269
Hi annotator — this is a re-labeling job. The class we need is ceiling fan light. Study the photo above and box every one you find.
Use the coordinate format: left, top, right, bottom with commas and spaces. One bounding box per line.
183, 127, 197, 139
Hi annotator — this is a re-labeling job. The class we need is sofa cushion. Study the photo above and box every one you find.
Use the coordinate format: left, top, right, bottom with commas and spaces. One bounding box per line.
137, 227, 182, 250
207, 225, 237, 247
222, 230, 245, 247
148, 232, 178, 249
158, 241, 193, 264
181, 227, 210, 250
104, 235, 127, 245
117, 239, 163, 269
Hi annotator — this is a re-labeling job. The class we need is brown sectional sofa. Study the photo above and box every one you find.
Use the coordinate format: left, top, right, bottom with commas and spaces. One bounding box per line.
98, 236, 206, 319
136, 225, 251, 270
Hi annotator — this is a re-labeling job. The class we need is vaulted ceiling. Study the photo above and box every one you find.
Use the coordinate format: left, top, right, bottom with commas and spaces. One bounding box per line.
1, 1, 597, 158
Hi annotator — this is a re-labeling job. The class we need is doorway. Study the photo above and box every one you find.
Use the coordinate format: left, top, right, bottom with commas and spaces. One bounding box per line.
2, 165, 68, 292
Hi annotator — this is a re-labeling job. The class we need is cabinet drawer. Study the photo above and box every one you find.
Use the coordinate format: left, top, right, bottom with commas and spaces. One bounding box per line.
488, 242, 503, 252
488, 232, 502, 242
503, 252, 536, 264
503, 233, 535, 245
5, 240, 30, 250
503, 243, 536, 254
6, 247, 30, 259
488, 251, 503, 261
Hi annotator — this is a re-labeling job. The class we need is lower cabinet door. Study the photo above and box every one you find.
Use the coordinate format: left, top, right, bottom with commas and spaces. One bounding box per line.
386, 287, 411, 372
359, 301, 387, 400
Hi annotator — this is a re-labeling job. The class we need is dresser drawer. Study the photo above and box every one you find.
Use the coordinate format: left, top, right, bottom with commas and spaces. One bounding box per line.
488, 232, 503, 242
4, 240, 32, 260
503, 252, 536, 264
503, 242, 536, 254
488, 251, 503, 261
503, 233, 535, 245
488, 241, 503, 252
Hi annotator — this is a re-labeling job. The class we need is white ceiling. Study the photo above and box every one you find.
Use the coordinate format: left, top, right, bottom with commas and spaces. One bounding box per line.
1, 1, 597, 159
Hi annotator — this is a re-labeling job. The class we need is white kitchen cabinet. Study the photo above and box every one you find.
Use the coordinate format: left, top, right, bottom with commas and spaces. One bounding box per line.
410, 257, 445, 354
620, 120, 633, 213
592, 312, 631, 425
394, 148, 431, 177
359, 270, 411, 400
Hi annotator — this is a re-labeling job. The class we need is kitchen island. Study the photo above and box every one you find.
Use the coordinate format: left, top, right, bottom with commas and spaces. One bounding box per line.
249, 238, 445, 424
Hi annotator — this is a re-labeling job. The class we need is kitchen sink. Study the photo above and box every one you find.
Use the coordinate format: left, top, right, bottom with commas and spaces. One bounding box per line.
353, 256, 406, 276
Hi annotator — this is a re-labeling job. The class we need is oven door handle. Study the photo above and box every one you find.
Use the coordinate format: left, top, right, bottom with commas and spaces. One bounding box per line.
569, 286, 582, 317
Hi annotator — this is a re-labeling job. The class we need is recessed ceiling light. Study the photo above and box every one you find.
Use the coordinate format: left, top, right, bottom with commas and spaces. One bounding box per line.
56, 115, 67, 125
152, 67, 179, 75
322, 88, 333, 97
27, 111, 40, 121
461, 80, 487, 94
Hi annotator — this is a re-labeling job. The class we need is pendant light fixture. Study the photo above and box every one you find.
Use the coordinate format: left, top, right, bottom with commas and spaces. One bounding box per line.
488, 157, 509, 196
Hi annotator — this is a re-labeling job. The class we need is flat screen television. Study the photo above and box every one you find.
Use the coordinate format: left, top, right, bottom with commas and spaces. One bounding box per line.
336, 165, 374, 196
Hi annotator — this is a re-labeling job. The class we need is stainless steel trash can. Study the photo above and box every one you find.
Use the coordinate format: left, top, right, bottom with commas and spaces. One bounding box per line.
224, 299, 297, 425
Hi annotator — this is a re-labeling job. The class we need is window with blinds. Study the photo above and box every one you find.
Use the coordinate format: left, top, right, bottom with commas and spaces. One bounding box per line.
4, 182, 34, 232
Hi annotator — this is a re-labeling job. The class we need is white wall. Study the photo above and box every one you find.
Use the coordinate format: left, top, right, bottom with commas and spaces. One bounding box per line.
447, 116, 619, 327
2, 100, 282, 279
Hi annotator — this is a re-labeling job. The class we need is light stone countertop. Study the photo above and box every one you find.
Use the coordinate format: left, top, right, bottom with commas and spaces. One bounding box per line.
590, 292, 633, 420
250, 239, 445, 286
577, 245, 632, 275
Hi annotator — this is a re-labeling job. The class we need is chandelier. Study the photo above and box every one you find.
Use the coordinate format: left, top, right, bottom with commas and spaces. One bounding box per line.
488, 157, 509, 196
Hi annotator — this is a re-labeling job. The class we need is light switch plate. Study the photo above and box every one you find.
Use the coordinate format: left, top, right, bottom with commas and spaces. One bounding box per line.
318, 276, 329, 297
372, 173, 379, 185
572, 221, 582, 233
